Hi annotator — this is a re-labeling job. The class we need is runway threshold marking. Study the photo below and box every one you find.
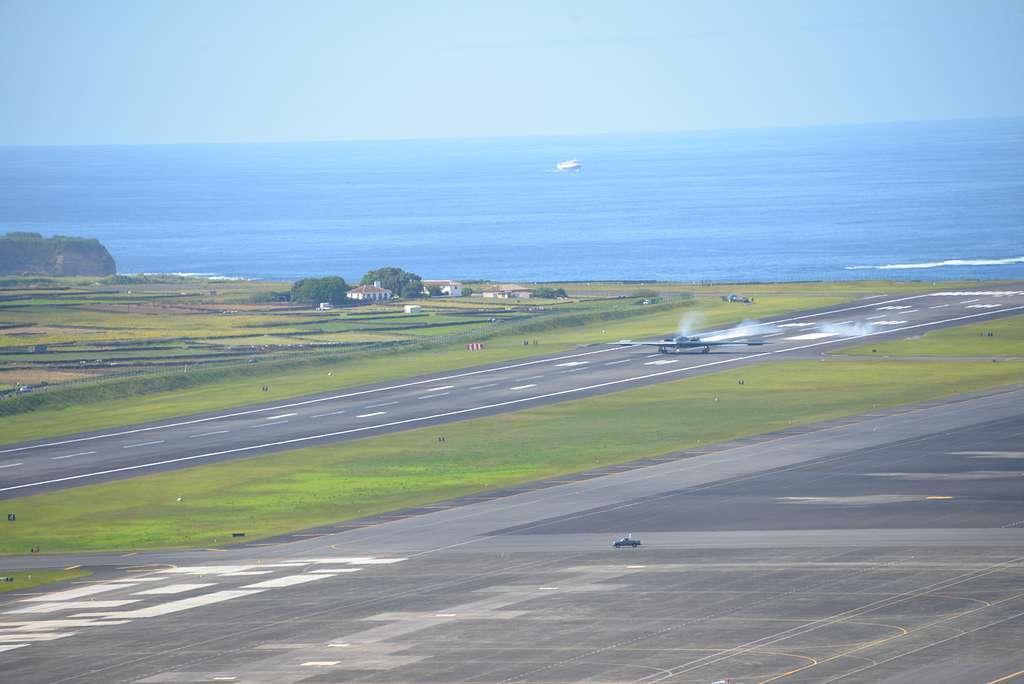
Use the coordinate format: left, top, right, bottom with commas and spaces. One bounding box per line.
4, 304, 1023, 496
0, 291, 964, 456
52, 451, 96, 460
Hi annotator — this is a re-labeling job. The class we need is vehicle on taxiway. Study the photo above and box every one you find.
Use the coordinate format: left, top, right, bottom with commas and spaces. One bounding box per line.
612, 534, 641, 548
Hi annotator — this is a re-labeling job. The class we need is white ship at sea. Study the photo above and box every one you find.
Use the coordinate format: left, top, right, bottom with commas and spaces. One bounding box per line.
556, 158, 581, 171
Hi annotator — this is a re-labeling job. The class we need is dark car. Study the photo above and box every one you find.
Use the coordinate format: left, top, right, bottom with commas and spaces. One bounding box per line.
612, 534, 641, 548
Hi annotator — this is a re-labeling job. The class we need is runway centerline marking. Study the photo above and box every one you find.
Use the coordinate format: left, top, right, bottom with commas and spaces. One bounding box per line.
265, 413, 297, 420
190, 430, 229, 438
604, 359, 631, 365
509, 384, 536, 390
311, 410, 346, 418
0, 462, 23, 469
365, 401, 399, 408
419, 392, 450, 399
122, 441, 164, 449
51, 451, 95, 460
250, 421, 288, 429
0, 291, 955, 456
425, 386, 455, 392
356, 411, 386, 418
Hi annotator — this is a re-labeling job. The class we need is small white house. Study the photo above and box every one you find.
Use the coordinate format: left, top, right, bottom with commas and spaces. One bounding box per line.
422, 279, 463, 297
403, 304, 422, 314
346, 282, 394, 302
482, 284, 532, 299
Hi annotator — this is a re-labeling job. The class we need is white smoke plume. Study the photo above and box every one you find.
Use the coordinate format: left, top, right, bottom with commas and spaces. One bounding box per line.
703, 319, 779, 342
676, 311, 705, 338
819, 320, 875, 337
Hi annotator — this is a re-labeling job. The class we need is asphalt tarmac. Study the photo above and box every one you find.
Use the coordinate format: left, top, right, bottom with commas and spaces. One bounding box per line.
2, 383, 1023, 683
2, 287, 1023, 498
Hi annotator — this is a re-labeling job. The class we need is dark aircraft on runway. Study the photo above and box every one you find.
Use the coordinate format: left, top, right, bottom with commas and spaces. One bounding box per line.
619, 335, 767, 354
613, 534, 641, 548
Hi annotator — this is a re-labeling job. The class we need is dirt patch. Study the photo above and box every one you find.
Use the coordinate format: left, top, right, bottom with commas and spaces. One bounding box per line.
0, 368, 98, 385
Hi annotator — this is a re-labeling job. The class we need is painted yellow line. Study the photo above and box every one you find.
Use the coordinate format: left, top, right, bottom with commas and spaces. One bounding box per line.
988, 670, 1024, 684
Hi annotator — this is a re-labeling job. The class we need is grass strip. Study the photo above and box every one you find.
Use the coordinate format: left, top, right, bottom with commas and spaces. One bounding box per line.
2, 358, 1020, 555
0, 293, 847, 444
839, 314, 1024, 357
0, 567, 92, 593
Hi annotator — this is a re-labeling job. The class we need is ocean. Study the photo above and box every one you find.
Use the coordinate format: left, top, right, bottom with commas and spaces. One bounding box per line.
1, 117, 1022, 283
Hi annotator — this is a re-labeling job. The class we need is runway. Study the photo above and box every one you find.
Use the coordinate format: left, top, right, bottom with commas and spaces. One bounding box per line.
2, 381, 1023, 682
2, 287, 1023, 498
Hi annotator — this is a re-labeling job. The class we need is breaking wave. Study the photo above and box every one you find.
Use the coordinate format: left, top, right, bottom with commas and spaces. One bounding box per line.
845, 257, 1024, 270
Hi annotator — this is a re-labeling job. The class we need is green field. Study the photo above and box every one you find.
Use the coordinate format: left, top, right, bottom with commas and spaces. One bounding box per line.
0, 567, 92, 593
2, 357, 1020, 555
0, 291, 849, 444
840, 313, 1024, 357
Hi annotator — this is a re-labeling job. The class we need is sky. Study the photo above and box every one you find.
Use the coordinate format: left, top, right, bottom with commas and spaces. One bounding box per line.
1, 0, 1023, 146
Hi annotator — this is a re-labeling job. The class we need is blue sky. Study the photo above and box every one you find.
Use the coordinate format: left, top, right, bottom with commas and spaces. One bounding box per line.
1, 0, 1022, 145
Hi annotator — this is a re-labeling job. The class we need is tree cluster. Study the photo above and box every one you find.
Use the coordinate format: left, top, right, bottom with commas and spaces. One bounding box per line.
290, 276, 351, 304
531, 287, 568, 299
360, 266, 424, 299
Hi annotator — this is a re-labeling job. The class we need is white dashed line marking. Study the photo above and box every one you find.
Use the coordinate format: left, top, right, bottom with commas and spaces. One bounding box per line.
866, 314, 887, 320
469, 383, 498, 390
356, 411, 386, 418
603, 359, 631, 365
365, 401, 398, 408
311, 410, 346, 418
555, 361, 588, 367
0, 462, 23, 469
644, 359, 679, 365
250, 421, 288, 429
961, 299, 980, 304
122, 441, 164, 449
509, 384, 536, 390
425, 386, 454, 392
419, 392, 450, 399
265, 413, 297, 420
645, 353, 662, 358
190, 430, 229, 438
51, 451, 96, 460
930, 304, 950, 309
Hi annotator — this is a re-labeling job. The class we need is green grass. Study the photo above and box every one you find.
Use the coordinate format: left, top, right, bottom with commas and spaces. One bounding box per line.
0, 567, 93, 593
2, 358, 1020, 555
0, 293, 847, 444
839, 314, 1024, 357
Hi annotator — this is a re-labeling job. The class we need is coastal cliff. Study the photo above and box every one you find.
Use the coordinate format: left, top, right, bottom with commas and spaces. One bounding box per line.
0, 232, 117, 276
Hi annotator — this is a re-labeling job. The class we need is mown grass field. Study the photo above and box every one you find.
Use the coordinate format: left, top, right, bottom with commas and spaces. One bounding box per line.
0, 291, 848, 444
0, 567, 92, 593
840, 313, 1024, 357
2, 357, 1020, 555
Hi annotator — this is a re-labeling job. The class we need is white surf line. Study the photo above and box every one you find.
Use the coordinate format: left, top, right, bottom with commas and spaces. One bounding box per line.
356, 411, 386, 418
365, 401, 399, 408
190, 430, 229, 438
122, 440, 164, 449
604, 359, 631, 365
51, 451, 96, 460
0, 462, 22, 469
265, 413, 297, 420
0, 291, 950, 456
509, 384, 536, 390
418, 392, 450, 399
7, 302, 1024, 495
250, 420, 288, 429
311, 409, 346, 418
425, 385, 454, 392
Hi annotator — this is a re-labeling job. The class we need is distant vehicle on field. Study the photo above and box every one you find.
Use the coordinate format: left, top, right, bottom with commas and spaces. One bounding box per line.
612, 533, 641, 548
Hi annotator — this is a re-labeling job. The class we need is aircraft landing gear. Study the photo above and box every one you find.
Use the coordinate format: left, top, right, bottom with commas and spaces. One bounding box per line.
701, 346, 710, 354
